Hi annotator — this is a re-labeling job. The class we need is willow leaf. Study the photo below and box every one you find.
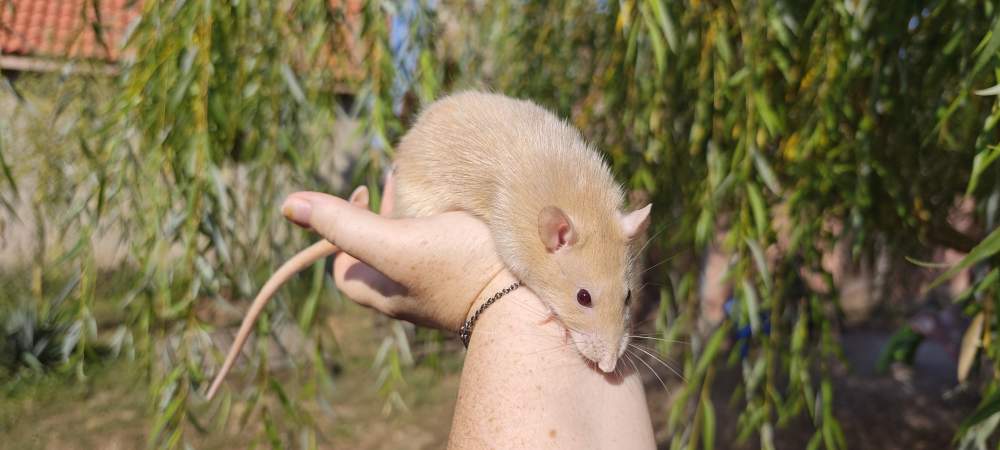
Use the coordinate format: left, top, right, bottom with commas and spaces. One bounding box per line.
928, 226, 1000, 290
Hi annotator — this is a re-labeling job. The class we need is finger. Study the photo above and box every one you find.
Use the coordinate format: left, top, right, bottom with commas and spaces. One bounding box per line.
349, 185, 370, 210
380, 169, 396, 217
284, 191, 500, 292
338, 184, 408, 308
331, 251, 409, 318
332, 185, 400, 311
283, 191, 506, 331
282, 191, 421, 282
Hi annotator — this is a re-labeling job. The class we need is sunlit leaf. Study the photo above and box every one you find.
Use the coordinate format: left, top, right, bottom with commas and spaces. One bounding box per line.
974, 84, 1000, 96
958, 312, 985, 383
966, 145, 1000, 195
648, 0, 678, 51
751, 147, 783, 194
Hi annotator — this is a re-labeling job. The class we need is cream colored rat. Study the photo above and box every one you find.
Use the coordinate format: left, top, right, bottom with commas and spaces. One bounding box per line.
206, 92, 651, 399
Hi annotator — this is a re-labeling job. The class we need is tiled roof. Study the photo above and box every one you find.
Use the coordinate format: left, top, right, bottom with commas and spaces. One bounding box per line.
0, 0, 363, 85
0, 0, 141, 62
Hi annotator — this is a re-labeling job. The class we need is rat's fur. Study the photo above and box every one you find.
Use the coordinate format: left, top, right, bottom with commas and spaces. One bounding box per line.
206, 92, 650, 399
393, 92, 649, 371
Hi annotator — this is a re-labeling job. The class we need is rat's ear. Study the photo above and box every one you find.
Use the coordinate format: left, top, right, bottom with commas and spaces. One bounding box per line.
538, 206, 577, 252
620, 204, 652, 240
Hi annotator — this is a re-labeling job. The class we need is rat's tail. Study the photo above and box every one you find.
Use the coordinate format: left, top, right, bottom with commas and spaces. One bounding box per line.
206, 239, 338, 400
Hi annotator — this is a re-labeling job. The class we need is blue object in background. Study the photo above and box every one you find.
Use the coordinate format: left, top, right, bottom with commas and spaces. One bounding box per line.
725, 296, 772, 359
388, 0, 437, 115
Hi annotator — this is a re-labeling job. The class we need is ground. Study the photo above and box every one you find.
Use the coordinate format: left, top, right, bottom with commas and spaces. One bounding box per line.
0, 301, 982, 449
645, 329, 979, 449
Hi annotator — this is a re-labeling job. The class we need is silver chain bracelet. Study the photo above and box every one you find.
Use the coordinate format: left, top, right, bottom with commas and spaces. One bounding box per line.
458, 281, 521, 347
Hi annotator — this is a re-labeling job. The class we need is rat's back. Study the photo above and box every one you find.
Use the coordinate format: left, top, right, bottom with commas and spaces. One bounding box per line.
392, 91, 622, 224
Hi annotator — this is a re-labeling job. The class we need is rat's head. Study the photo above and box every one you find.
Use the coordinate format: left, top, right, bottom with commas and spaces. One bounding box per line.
532, 203, 652, 373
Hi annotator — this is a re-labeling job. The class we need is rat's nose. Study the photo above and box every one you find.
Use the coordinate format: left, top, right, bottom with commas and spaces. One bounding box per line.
598, 355, 618, 373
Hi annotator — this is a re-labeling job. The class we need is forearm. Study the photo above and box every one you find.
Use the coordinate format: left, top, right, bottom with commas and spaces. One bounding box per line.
448, 271, 655, 449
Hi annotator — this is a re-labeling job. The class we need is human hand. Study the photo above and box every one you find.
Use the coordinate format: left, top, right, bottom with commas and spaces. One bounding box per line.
283, 175, 655, 449
280, 172, 510, 332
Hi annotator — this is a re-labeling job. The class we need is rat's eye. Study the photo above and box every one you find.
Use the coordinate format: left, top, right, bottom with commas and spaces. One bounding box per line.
625, 289, 632, 305
576, 289, 592, 307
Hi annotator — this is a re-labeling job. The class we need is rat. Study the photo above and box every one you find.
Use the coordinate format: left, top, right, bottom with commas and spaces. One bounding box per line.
206, 91, 651, 399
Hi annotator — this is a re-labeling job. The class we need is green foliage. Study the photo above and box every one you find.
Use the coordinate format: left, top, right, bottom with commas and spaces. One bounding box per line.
452, 1, 1000, 448
104, 1, 358, 447
2, 306, 71, 376
4, 0, 1000, 448
875, 325, 923, 373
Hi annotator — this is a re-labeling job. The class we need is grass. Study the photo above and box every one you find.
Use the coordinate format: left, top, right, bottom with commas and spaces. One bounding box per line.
0, 358, 148, 450
0, 265, 464, 449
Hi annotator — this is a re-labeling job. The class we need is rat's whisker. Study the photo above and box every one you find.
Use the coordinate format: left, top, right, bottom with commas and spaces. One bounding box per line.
629, 343, 686, 382
635, 224, 669, 257
537, 358, 600, 372
519, 341, 576, 357
504, 297, 550, 317
621, 351, 635, 378
628, 335, 688, 345
630, 316, 660, 329
557, 322, 587, 337
640, 254, 678, 275
624, 352, 642, 381
626, 349, 645, 377
629, 344, 680, 370
628, 348, 669, 393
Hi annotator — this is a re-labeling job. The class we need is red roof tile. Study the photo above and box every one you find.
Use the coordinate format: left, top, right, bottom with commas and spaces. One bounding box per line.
0, 0, 141, 62
0, 0, 364, 84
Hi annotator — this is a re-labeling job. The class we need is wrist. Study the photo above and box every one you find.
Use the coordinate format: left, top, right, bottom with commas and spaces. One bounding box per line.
459, 277, 521, 347
463, 269, 519, 325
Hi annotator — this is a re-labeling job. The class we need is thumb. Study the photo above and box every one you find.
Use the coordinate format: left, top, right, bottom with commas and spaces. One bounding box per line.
281, 191, 413, 282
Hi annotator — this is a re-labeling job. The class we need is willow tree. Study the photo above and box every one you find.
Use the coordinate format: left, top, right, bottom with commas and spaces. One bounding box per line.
3, 0, 431, 447
451, 1, 1000, 449
93, 0, 446, 447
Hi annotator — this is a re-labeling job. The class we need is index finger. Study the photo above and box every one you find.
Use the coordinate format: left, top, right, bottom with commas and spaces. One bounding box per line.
282, 192, 406, 270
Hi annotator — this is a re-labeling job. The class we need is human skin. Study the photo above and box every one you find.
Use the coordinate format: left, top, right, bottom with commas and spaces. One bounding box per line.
280, 176, 655, 449
449, 270, 656, 449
